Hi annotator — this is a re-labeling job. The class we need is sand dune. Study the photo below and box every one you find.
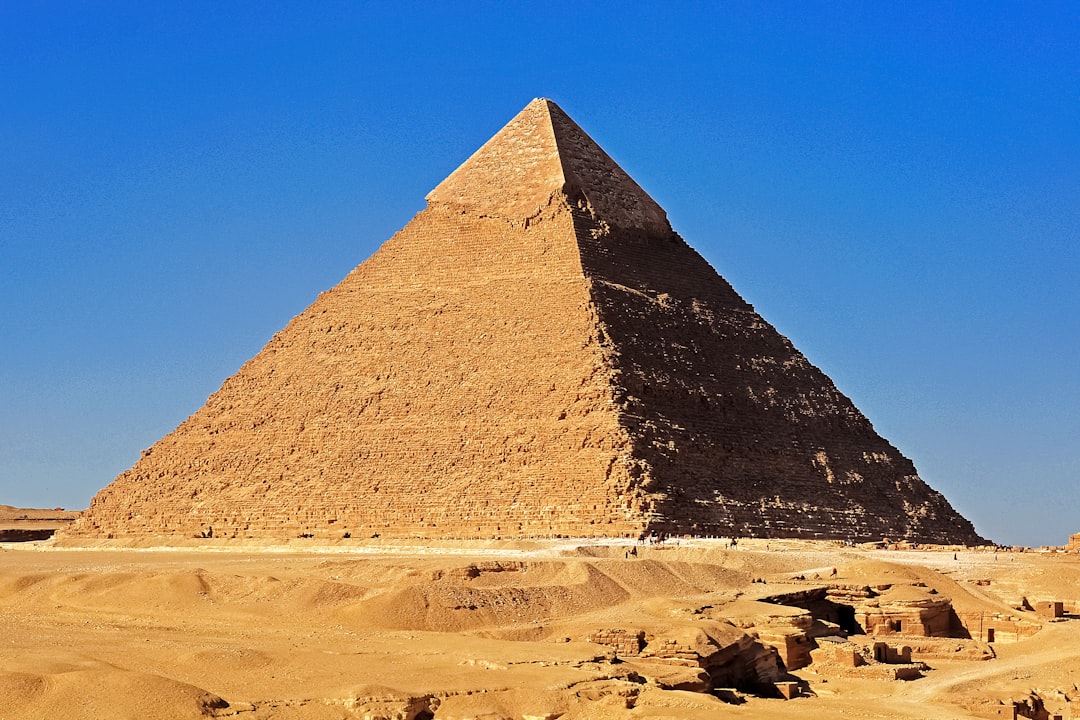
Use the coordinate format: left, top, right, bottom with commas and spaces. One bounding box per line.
1, 539, 1077, 719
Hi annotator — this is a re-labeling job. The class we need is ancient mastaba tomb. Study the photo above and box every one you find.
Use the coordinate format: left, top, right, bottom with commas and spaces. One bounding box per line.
67, 99, 985, 544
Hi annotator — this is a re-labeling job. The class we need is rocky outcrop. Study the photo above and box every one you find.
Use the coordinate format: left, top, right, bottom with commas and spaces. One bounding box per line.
754, 614, 817, 671
637, 621, 782, 692
0, 506, 80, 542
586, 620, 783, 695
764, 582, 966, 640
858, 584, 955, 637
65, 99, 985, 545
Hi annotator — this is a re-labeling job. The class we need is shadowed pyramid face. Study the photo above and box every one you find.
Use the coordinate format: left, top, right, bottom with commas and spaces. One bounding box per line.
68, 99, 985, 545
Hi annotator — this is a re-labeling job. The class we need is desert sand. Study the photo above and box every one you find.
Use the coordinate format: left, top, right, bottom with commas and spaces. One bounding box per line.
1, 536, 1078, 719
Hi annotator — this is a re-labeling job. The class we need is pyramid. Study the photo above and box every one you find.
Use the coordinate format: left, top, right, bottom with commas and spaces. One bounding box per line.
68, 99, 985, 544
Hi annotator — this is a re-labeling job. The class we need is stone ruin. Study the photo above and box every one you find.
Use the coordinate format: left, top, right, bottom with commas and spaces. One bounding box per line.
1068, 533, 1080, 552
972, 691, 1075, 720
759, 582, 1042, 651
580, 574, 1012, 701
1035, 601, 1065, 620
808, 637, 926, 681
585, 621, 787, 698
66, 99, 986, 544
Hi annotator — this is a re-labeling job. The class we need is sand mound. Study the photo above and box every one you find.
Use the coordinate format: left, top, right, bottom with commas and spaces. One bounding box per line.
347, 557, 752, 633
355, 560, 629, 632
0, 658, 226, 720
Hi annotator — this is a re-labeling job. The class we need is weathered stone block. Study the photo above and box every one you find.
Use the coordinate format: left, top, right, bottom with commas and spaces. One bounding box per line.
65, 99, 984, 546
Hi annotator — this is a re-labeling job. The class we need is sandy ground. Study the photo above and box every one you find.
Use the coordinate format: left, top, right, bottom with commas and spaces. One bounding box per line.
1, 537, 1078, 719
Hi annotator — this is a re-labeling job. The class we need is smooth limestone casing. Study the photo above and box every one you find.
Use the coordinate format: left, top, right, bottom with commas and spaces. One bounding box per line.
68, 99, 984, 544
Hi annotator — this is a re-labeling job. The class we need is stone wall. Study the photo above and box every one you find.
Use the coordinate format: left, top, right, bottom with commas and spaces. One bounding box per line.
809, 640, 925, 680
954, 611, 1042, 643
586, 628, 645, 657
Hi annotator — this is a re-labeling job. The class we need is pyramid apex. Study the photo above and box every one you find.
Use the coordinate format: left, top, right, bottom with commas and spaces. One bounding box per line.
427, 100, 668, 232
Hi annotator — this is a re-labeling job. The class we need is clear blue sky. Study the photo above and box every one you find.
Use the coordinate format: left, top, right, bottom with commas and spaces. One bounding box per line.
2, 2, 1077, 546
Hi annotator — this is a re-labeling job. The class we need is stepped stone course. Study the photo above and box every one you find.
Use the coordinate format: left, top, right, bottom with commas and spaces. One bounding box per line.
67, 98, 985, 544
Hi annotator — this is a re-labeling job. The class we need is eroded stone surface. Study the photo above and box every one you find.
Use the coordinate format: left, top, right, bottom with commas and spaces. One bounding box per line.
67, 99, 983, 544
